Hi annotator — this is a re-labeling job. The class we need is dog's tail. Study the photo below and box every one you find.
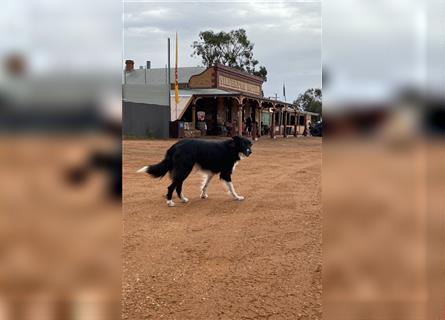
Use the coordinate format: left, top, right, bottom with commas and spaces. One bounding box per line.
137, 155, 172, 178
136, 166, 149, 173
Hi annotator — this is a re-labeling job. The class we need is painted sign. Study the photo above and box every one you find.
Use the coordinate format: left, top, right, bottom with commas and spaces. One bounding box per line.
218, 75, 261, 96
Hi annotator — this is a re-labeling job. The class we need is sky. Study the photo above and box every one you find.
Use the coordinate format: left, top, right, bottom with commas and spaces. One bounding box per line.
323, 0, 427, 105
0, 0, 433, 106
123, 1, 321, 103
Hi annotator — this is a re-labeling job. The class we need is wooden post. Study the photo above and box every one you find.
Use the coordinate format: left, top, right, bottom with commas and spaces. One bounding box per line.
238, 105, 243, 136
298, 113, 302, 135
281, 109, 284, 136
303, 114, 308, 136
192, 104, 196, 129
283, 111, 288, 138
257, 107, 261, 138
270, 110, 275, 138
230, 100, 236, 136
294, 111, 298, 136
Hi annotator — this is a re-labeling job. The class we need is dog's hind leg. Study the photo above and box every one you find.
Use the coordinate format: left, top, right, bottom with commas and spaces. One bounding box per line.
166, 181, 177, 207
200, 173, 214, 199
174, 164, 193, 204
175, 180, 189, 203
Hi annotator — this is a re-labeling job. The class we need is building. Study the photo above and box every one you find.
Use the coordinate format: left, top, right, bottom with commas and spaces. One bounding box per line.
123, 61, 320, 139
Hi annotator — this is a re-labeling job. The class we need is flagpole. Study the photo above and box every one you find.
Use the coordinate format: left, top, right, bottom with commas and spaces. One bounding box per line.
167, 38, 171, 119
283, 81, 286, 102
175, 31, 179, 120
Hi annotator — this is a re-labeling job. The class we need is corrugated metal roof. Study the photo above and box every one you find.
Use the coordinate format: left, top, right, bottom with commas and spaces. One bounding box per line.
170, 88, 238, 96
124, 67, 205, 85
123, 84, 169, 106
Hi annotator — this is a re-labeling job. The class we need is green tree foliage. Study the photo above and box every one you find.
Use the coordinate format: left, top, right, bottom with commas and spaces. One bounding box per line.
191, 29, 268, 81
293, 88, 322, 114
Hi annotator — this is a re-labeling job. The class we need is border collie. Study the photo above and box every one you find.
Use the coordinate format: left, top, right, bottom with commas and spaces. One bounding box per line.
137, 136, 253, 207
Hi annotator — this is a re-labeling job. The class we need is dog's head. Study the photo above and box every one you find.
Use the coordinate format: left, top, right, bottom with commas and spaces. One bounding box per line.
232, 136, 253, 157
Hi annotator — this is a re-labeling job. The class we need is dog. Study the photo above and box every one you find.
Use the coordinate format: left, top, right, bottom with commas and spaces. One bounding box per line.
137, 136, 253, 207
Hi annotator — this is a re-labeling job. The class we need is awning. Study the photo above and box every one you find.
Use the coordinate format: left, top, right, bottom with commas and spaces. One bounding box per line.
169, 88, 239, 121
169, 88, 319, 121
170, 95, 193, 121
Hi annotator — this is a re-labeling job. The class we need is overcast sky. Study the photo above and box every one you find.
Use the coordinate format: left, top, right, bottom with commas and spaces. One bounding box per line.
123, 1, 321, 102
323, 0, 427, 105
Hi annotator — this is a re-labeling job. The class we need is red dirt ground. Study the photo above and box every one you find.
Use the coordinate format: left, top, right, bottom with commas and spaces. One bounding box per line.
123, 137, 322, 320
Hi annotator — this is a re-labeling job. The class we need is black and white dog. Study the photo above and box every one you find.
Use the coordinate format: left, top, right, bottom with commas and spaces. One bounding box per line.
137, 136, 253, 207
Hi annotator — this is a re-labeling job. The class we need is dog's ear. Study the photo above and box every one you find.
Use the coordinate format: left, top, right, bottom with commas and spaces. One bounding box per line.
228, 136, 240, 149
231, 136, 242, 147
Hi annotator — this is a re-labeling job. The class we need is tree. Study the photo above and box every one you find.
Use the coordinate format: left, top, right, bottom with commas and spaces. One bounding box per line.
191, 29, 268, 81
293, 88, 322, 114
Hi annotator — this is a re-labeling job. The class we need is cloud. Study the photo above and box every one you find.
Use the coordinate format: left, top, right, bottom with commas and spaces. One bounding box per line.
323, 0, 427, 103
123, 1, 321, 101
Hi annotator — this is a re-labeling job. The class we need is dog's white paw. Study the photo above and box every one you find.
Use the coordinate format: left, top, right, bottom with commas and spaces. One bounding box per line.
180, 196, 189, 203
200, 192, 208, 199
166, 200, 175, 207
235, 196, 245, 201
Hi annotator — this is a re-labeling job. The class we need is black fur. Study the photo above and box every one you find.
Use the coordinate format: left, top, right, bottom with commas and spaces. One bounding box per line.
147, 159, 170, 178
141, 136, 252, 202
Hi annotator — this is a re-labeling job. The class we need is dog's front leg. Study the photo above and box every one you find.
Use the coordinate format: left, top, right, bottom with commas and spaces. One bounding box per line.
220, 171, 244, 201
225, 181, 244, 200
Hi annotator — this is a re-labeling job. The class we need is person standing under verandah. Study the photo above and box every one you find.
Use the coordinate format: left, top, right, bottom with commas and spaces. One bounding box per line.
245, 116, 252, 137
254, 121, 260, 141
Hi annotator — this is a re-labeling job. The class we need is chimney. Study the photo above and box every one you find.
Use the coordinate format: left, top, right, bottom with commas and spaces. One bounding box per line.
125, 60, 134, 72
146, 61, 151, 69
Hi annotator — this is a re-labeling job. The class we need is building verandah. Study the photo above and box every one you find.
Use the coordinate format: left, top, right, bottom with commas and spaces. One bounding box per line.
122, 62, 320, 138
178, 93, 315, 139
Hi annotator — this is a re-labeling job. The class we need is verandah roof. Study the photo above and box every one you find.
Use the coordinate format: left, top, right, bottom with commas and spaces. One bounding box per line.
169, 88, 317, 121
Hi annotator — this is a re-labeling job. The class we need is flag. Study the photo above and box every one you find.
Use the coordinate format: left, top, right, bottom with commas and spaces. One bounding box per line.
174, 32, 180, 107
283, 82, 286, 101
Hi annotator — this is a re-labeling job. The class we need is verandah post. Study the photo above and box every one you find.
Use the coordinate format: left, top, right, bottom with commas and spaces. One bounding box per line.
192, 104, 196, 129
283, 111, 288, 138
270, 109, 275, 139
238, 105, 243, 136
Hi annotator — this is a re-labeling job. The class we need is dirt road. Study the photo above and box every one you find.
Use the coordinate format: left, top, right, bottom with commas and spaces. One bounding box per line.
123, 137, 322, 320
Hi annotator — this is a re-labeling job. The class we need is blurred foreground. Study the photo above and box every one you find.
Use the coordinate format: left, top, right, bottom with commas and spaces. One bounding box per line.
323, 0, 445, 318
0, 136, 121, 320
0, 0, 122, 318
324, 132, 445, 319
